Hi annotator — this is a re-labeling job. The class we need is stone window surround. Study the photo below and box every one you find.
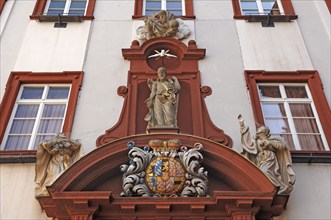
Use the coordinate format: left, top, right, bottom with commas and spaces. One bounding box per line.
245, 70, 331, 162
0, 71, 83, 161
133, 0, 195, 19
30, 0, 95, 21
232, 0, 297, 19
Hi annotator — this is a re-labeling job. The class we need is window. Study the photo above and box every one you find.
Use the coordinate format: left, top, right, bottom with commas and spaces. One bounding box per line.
2, 85, 70, 150
144, 0, 184, 16
245, 70, 330, 152
240, 0, 283, 15
30, 0, 95, 20
133, 0, 194, 19
232, 0, 296, 19
258, 83, 328, 151
45, 0, 87, 16
0, 71, 83, 152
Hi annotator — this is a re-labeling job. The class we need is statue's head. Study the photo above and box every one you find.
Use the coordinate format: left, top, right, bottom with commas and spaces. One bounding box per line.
157, 67, 167, 80
256, 125, 271, 138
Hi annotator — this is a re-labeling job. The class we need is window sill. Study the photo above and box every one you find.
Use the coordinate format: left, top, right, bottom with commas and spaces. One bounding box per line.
30, 15, 94, 22
234, 14, 298, 22
132, 15, 196, 20
0, 150, 36, 163
291, 151, 331, 163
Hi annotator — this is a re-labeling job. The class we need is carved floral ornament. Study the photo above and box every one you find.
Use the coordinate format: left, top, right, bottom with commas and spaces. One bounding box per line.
121, 139, 208, 197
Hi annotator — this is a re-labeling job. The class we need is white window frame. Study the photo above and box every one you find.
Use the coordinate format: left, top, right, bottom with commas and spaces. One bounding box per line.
240, 0, 285, 15
258, 83, 329, 151
44, 0, 88, 16
143, 0, 186, 16
1, 84, 71, 150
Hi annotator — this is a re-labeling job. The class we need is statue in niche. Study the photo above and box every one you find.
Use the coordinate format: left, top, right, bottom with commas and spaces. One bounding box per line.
238, 115, 295, 194
35, 133, 81, 196
136, 10, 191, 41
145, 67, 181, 130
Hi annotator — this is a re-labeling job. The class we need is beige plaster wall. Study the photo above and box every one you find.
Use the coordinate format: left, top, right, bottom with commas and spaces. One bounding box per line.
276, 163, 331, 220
0, 164, 50, 219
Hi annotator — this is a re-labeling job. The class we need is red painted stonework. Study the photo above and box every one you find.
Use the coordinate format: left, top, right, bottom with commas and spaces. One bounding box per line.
37, 134, 288, 220
96, 38, 233, 147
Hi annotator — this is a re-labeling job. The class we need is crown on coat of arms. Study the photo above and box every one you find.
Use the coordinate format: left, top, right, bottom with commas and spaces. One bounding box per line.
148, 139, 181, 153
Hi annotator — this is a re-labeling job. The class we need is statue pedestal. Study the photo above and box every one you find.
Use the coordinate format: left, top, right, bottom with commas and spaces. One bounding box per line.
147, 127, 180, 134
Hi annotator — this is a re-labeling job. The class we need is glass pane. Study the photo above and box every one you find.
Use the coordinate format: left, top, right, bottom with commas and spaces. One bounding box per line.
15, 105, 39, 118
293, 118, 320, 133
261, 103, 286, 117
262, 0, 275, 9
68, 10, 85, 15
285, 86, 308, 98
21, 87, 44, 99
47, 10, 65, 15
146, 1, 161, 9
241, 1, 258, 10
4, 135, 31, 150
9, 119, 35, 134
145, 10, 160, 16
49, 0, 66, 9
289, 103, 314, 117
279, 134, 295, 150
242, 10, 259, 15
259, 86, 281, 98
167, 1, 182, 9
38, 119, 63, 133
168, 10, 182, 16
70, 1, 87, 9
265, 118, 290, 133
42, 105, 66, 117
298, 135, 324, 151
47, 87, 70, 99
34, 135, 55, 148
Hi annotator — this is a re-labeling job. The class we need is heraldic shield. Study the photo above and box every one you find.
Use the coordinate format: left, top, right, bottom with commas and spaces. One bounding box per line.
120, 139, 208, 197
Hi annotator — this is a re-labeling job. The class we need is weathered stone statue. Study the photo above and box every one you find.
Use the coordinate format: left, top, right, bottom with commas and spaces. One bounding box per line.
136, 10, 191, 41
238, 115, 295, 194
145, 67, 181, 130
144, 10, 179, 39
35, 134, 81, 196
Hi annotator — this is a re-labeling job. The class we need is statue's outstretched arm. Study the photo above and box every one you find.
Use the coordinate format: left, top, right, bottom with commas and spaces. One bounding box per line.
238, 114, 257, 154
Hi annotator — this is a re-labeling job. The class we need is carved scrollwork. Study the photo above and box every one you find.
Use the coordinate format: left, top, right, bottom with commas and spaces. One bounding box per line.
200, 86, 212, 97
117, 86, 128, 97
120, 139, 208, 197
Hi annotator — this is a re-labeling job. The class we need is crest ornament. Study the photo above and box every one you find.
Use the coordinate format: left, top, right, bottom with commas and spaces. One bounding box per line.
120, 139, 208, 197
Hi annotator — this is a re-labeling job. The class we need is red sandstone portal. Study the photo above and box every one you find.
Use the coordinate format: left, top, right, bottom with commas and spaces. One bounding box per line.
36, 38, 289, 220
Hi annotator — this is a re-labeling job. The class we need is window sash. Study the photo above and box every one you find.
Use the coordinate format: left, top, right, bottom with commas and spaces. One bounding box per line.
258, 83, 329, 151
1, 85, 71, 150
239, 0, 285, 15
143, 0, 185, 16
44, 0, 88, 16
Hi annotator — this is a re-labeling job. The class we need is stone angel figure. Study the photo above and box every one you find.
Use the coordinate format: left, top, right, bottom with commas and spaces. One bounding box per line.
144, 67, 180, 130
35, 134, 81, 196
238, 115, 295, 194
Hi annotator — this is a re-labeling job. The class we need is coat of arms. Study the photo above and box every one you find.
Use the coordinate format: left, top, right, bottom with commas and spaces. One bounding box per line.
120, 139, 208, 197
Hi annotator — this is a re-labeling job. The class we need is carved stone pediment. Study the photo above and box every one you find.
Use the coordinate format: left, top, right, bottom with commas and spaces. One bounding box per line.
97, 38, 232, 147
36, 134, 289, 219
